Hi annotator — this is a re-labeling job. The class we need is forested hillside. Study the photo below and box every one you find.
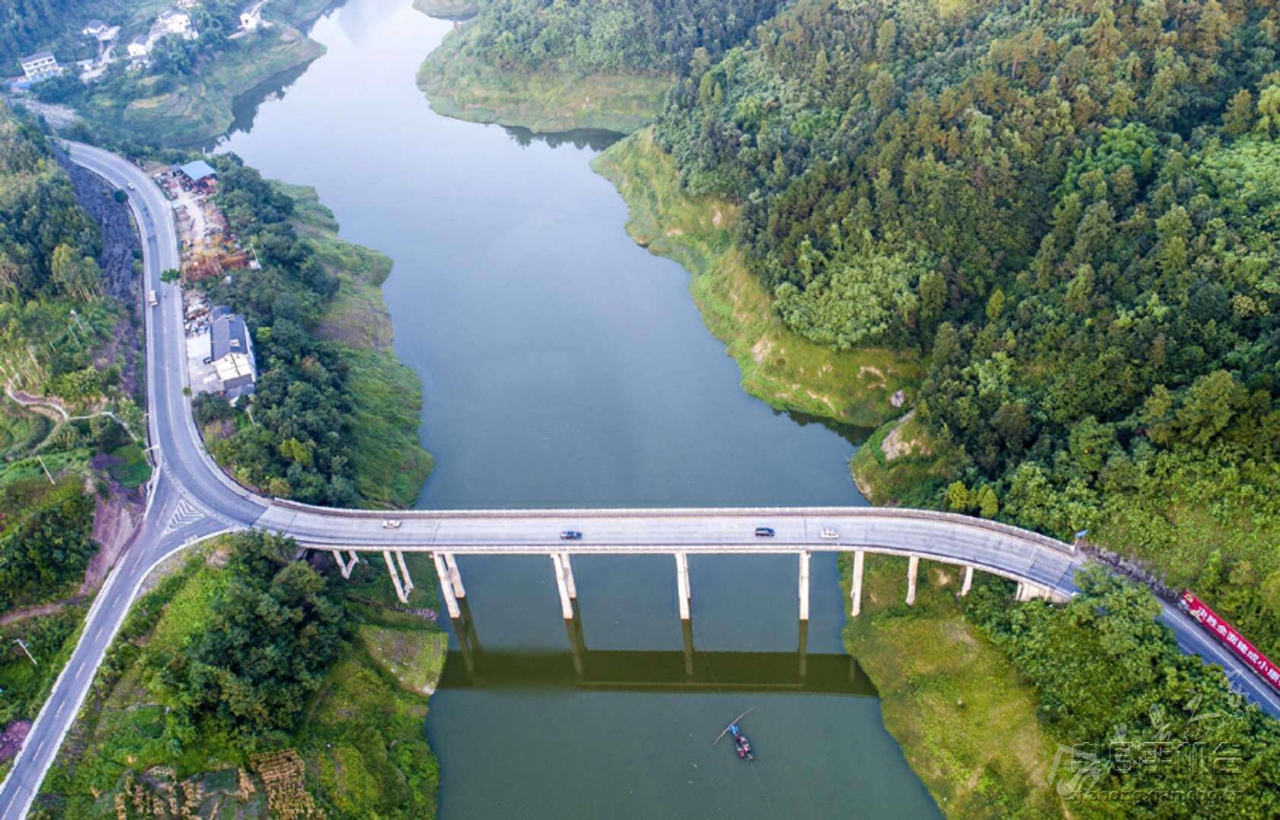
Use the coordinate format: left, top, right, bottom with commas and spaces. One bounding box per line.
417, 0, 782, 132
651, 0, 1280, 645
0, 0, 87, 69
447, 0, 782, 77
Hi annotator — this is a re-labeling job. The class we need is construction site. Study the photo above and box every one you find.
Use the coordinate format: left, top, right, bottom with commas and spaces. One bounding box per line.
150, 162, 260, 283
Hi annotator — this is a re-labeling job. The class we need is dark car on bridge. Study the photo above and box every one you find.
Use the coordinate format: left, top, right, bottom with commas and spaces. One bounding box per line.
755, 527, 775, 537
560, 530, 583, 540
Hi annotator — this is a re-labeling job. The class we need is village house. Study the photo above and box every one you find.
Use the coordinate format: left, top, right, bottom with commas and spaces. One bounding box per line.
81, 20, 109, 38
208, 307, 256, 400
157, 8, 196, 38
18, 52, 61, 82
127, 35, 151, 59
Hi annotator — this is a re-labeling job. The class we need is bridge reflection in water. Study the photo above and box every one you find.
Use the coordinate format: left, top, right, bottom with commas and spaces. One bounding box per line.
441, 600, 877, 696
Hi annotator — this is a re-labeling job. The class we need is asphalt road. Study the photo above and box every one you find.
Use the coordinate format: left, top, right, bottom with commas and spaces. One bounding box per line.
0, 143, 1276, 818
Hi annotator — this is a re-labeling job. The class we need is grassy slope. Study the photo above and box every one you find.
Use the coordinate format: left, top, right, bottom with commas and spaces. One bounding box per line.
593, 129, 922, 428
416, 30, 671, 134
843, 554, 1066, 818
78, 27, 324, 146
850, 411, 962, 507
38, 542, 447, 818
275, 181, 434, 509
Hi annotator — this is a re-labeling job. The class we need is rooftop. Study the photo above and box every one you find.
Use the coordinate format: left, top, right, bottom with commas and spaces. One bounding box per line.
177, 159, 217, 182
20, 52, 55, 64
211, 309, 251, 362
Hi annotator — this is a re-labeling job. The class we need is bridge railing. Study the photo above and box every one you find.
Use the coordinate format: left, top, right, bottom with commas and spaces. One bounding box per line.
270, 498, 1075, 555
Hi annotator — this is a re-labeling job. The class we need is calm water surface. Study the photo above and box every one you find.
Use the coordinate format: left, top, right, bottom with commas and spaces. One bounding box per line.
217, 1, 938, 816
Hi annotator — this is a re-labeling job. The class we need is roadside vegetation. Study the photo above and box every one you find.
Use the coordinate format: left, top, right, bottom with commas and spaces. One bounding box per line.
34, 531, 447, 818
846, 555, 1280, 817
0, 102, 150, 770
193, 156, 432, 508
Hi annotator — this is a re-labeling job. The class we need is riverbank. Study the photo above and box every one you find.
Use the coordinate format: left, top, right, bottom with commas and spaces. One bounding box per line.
63, 26, 324, 147
36, 537, 447, 817
849, 411, 962, 506
592, 129, 921, 429
842, 554, 1066, 818
416, 40, 669, 134
275, 182, 435, 509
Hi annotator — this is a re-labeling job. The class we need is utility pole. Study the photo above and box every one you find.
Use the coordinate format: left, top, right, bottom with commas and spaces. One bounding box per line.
13, 639, 37, 666
36, 456, 55, 485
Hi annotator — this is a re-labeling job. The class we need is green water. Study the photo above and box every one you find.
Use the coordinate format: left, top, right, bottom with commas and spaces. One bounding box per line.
217, 0, 939, 815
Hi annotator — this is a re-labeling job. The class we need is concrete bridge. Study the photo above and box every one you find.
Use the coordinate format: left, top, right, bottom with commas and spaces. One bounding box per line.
0, 142, 1276, 818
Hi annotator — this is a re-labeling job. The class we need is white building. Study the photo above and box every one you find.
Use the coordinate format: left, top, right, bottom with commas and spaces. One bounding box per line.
127, 35, 151, 58
19, 52, 61, 82
82, 20, 109, 38
239, 8, 262, 31
157, 8, 194, 37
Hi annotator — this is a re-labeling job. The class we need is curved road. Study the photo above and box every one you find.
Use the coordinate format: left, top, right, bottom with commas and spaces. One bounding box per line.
0, 143, 1275, 817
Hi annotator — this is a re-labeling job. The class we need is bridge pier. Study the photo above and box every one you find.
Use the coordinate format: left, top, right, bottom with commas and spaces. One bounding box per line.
432, 553, 462, 618
798, 619, 809, 681
331, 549, 353, 580
551, 553, 574, 619
1015, 581, 1051, 602
384, 550, 410, 605
798, 550, 811, 621
675, 553, 691, 621
396, 550, 414, 594
682, 618, 695, 677
560, 552, 577, 599
444, 553, 465, 599
906, 556, 919, 606
850, 549, 865, 617
960, 565, 974, 597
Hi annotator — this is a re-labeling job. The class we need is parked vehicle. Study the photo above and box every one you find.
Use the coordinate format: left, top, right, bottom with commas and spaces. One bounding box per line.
820, 528, 839, 540
560, 530, 583, 540
148, 289, 158, 307
382, 520, 402, 529
754, 527, 775, 537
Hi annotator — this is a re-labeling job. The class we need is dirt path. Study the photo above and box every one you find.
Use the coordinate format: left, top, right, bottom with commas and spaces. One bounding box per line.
0, 598, 85, 627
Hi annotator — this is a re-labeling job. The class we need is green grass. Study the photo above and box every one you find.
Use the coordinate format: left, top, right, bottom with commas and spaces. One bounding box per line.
105, 441, 151, 488
38, 540, 447, 818
272, 181, 433, 509
593, 129, 924, 428
850, 411, 964, 505
341, 348, 434, 509
359, 625, 448, 695
842, 554, 1065, 818
417, 48, 672, 134
0, 605, 88, 728
0, 448, 92, 490
0, 402, 51, 459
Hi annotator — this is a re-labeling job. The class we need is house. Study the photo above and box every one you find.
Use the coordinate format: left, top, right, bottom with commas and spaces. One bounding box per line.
175, 160, 218, 191
18, 52, 61, 82
209, 307, 256, 399
82, 20, 109, 38
127, 35, 151, 58
157, 8, 194, 37
239, 7, 262, 31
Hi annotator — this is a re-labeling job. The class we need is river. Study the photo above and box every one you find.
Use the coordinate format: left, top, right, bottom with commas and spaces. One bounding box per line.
216, 0, 938, 816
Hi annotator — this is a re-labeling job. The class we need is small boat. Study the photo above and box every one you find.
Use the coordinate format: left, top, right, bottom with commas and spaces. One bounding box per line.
729, 723, 754, 761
